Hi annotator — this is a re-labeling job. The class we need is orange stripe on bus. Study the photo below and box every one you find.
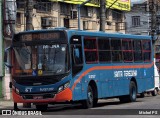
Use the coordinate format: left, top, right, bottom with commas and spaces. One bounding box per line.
71, 62, 154, 91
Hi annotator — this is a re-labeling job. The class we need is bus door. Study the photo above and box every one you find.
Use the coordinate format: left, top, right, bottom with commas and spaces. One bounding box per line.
70, 35, 84, 100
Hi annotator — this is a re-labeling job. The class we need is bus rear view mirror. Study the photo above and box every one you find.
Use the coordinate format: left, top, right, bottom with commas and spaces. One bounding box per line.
4, 47, 13, 68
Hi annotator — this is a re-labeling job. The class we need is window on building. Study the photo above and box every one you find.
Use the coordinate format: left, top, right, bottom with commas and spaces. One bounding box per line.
64, 18, 69, 28
16, 12, 21, 25
112, 10, 123, 21
60, 3, 70, 15
111, 39, 122, 62
98, 38, 111, 62
142, 40, 151, 62
84, 37, 98, 63
71, 10, 78, 19
41, 17, 52, 28
35, 0, 52, 12
122, 39, 133, 62
133, 40, 142, 62
16, 0, 25, 9
116, 22, 126, 31
132, 16, 140, 27
81, 6, 88, 17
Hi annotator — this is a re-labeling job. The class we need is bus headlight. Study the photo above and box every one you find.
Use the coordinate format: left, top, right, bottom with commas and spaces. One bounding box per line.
58, 86, 64, 93
15, 88, 20, 94
58, 81, 70, 93
64, 81, 70, 89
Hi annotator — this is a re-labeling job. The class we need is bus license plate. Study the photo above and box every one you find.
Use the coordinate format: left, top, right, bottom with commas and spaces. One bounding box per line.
33, 96, 43, 99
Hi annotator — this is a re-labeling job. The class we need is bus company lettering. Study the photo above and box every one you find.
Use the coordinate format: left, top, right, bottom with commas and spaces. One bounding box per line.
114, 70, 137, 78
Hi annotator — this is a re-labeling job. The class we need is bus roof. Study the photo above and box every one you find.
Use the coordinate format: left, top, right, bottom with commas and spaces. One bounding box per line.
16, 28, 151, 40
67, 30, 151, 40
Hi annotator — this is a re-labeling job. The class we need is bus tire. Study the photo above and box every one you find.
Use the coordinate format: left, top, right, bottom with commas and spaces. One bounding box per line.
36, 104, 48, 111
14, 102, 19, 111
128, 81, 137, 102
81, 85, 94, 109
151, 89, 157, 96
93, 98, 98, 107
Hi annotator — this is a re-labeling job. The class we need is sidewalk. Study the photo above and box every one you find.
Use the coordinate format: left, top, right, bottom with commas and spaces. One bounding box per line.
0, 100, 15, 109
0, 99, 24, 109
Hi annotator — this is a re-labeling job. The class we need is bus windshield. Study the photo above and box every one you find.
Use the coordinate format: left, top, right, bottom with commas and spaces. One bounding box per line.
13, 43, 69, 76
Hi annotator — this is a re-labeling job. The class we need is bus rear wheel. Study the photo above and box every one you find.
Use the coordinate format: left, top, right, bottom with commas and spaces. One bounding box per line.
119, 81, 137, 102
128, 81, 137, 102
36, 104, 48, 111
81, 85, 94, 108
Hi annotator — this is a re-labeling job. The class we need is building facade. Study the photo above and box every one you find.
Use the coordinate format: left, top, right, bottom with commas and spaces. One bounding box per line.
15, 0, 126, 33
125, 3, 149, 35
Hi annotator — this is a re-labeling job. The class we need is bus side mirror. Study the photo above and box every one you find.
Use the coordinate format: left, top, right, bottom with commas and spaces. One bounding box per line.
4, 47, 13, 68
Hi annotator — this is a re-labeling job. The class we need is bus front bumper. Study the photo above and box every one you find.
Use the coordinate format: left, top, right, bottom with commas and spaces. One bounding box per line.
12, 88, 72, 103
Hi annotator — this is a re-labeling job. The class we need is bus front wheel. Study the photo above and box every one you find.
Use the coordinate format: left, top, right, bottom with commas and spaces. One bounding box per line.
81, 85, 94, 108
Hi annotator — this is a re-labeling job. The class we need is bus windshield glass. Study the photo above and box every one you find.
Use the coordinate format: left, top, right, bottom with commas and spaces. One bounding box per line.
13, 44, 69, 76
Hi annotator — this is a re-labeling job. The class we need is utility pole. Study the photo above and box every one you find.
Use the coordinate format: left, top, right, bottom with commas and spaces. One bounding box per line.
99, 0, 106, 32
146, 0, 158, 42
0, 0, 3, 99
150, 0, 156, 41
23, 0, 33, 108
77, 0, 91, 30
25, 0, 33, 30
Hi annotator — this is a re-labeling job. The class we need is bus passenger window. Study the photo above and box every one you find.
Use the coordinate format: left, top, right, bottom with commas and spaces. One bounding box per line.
84, 38, 98, 63
122, 39, 133, 62
133, 40, 142, 62
111, 39, 122, 62
98, 38, 111, 62
142, 40, 151, 62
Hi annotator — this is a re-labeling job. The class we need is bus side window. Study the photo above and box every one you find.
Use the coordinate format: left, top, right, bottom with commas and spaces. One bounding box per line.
111, 39, 122, 62
142, 40, 151, 62
98, 38, 111, 62
84, 38, 98, 63
133, 40, 142, 62
122, 39, 133, 62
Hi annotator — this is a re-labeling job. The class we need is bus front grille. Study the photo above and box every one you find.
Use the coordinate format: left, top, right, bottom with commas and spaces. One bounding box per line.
22, 93, 55, 100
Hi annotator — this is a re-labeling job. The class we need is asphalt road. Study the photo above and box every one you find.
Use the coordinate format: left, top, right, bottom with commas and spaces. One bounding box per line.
1, 94, 160, 118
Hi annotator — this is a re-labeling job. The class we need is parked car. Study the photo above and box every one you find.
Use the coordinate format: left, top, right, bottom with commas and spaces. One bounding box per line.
144, 59, 160, 96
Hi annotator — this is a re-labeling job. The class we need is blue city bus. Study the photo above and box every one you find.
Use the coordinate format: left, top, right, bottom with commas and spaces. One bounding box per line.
7, 28, 154, 111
